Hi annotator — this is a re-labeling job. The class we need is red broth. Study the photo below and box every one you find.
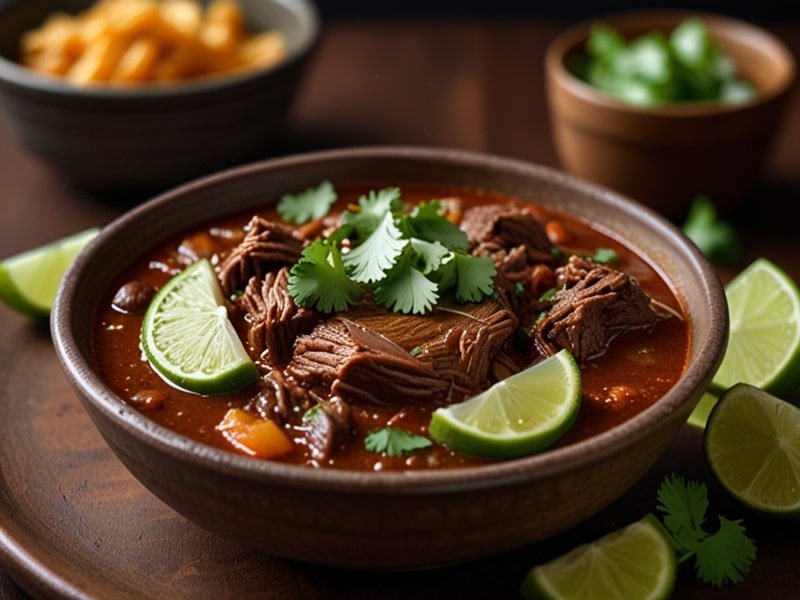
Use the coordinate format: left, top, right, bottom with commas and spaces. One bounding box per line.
93, 186, 690, 471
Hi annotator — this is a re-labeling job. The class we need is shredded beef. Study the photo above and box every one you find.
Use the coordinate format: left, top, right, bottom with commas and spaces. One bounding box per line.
461, 204, 553, 261
239, 267, 318, 366
112, 281, 156, 314
286, 318, 450, 407
218, 217, 304, 295
533, 256, 658, 363
306, 397, 355, 461
416, 298, 518, 398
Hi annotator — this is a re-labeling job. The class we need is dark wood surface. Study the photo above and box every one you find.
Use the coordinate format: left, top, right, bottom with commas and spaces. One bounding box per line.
1, 19, 799, 599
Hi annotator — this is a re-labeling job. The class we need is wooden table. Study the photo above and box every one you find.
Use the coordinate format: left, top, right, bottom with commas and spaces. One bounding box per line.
1, 19, 799, 599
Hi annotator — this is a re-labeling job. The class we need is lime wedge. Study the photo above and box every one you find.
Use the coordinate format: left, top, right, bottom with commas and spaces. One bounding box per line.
0, 228, 99, 318
687, 391, 720, 429
712, 259, 800, 396
141, 259, 259, 395
428, 349, 581, 458
521, 514, 676, 600
705, 383, 800, 517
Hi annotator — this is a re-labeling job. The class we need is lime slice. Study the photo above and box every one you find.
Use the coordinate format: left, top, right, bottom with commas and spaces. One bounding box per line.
0, 228, 99, 318
687, 391, 720, 429
521, 514, 676, 600
712, 259, 800, 397
141, 259, 259, 395
428, 349, 581, 458
705, 383, 800, 517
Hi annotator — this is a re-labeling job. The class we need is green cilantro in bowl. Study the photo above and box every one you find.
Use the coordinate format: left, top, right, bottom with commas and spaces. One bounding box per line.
570, 17, 757, 106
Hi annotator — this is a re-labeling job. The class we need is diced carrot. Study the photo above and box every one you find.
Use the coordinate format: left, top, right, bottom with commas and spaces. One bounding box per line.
217, 408, 294, 459
545, 221, 572, 246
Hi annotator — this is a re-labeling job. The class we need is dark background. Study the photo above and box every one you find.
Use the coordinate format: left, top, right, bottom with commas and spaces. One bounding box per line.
315, 0, 800, 18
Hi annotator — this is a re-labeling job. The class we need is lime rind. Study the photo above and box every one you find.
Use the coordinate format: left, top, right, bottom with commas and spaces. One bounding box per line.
141, 259, 259, 395
521, 514, 676, 600
0, 228, 99, 318
711, 259, 800, 397
705, 383, 800, 517
428, 350, 581, 459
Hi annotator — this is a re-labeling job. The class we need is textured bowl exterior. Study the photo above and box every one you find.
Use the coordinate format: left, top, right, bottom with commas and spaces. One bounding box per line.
51, 147, 728, 569
546, 11, 796, 218
0, 0, 319, 192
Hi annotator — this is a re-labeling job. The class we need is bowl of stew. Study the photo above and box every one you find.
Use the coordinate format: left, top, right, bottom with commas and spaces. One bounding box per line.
546, 10, 796, 218
51, 147, 727, 569
0, 0, 319, 192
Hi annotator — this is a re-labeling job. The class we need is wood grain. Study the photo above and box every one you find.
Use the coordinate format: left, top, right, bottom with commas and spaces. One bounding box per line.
1, 18, 800, 599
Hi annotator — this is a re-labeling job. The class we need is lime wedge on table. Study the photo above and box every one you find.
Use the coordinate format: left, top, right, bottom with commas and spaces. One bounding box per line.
0, 228, 98, 318
712, 258, 800, 396
141, 259, 259, 395
428, 349, 581, 458
521, 514, 676, 600
705, 383, 800, 517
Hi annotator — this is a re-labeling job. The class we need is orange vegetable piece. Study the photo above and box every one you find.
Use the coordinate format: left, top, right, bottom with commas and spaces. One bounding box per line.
216, 408, 294, 459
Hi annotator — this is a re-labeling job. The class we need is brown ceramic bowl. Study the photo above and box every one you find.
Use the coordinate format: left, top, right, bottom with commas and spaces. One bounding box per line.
51, 147, 727, 570
546, 11, 796, 218
0, 0, 319, 193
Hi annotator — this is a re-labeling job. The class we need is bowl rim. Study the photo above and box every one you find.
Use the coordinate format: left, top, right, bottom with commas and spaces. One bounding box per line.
51, 145, 728, 495
0, 0, 320, 99
545, 8, 797, 118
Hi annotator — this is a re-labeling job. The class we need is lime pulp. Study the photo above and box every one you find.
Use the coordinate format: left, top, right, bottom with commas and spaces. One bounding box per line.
711, 258, 800, 397
0, 228, 99, 318
140, 259, 259, 395
428, 349, 581, 459
520, 514, 676, 600
704, 383, 800, 517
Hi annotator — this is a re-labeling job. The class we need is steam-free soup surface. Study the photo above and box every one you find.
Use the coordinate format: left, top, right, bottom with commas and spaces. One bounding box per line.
93, 186, 689, 471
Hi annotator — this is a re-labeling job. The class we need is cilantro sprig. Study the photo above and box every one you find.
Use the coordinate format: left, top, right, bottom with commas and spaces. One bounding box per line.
277, 180, 337, 225
283, 185, 497, 315
364, 426, 433, 457
682, 196, 743, 266
657, 474, 756, 587
287, 240, 363, 313
575, 18, 757, 106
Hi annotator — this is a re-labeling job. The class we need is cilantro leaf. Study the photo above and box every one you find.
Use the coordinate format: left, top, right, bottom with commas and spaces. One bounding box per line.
374, 250, 439, 315
287, 240, 363, 313
364, 426, 432, 457
437, 253, 497, 303
400, 201, 469, 252
344, 212, 407, 283
302, 404, 322, 421
588, 248, 620, 265
682, 196, 743, 266
343, 187, 403, 240
656, 474, 756, 587
277, 181, 337, 225
409, 238, 449, 274
694, 517, 756, 587
657, 473, 708, 553
581, 19, 757, 106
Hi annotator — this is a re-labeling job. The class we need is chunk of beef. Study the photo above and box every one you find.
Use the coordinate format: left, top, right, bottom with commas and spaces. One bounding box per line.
533, 256, 658, 363
306, 397, 355, 461
218, 217, 304, 295
417, 298, 518, 398
112, 281, 156, 314
461, 204, 553, 261
287, 318, 450, 407
239, 267, 318, 366
475, 243, 557, 295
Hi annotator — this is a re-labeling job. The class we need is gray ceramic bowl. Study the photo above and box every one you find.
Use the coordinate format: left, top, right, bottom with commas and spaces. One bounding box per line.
51, 147, 728, 570
0, 0, 319, 192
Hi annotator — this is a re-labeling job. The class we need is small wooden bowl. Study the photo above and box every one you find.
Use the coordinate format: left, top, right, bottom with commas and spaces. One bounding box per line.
546, 11, 796, 218
0, 0, 319, 193
51, 147, 728, 570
